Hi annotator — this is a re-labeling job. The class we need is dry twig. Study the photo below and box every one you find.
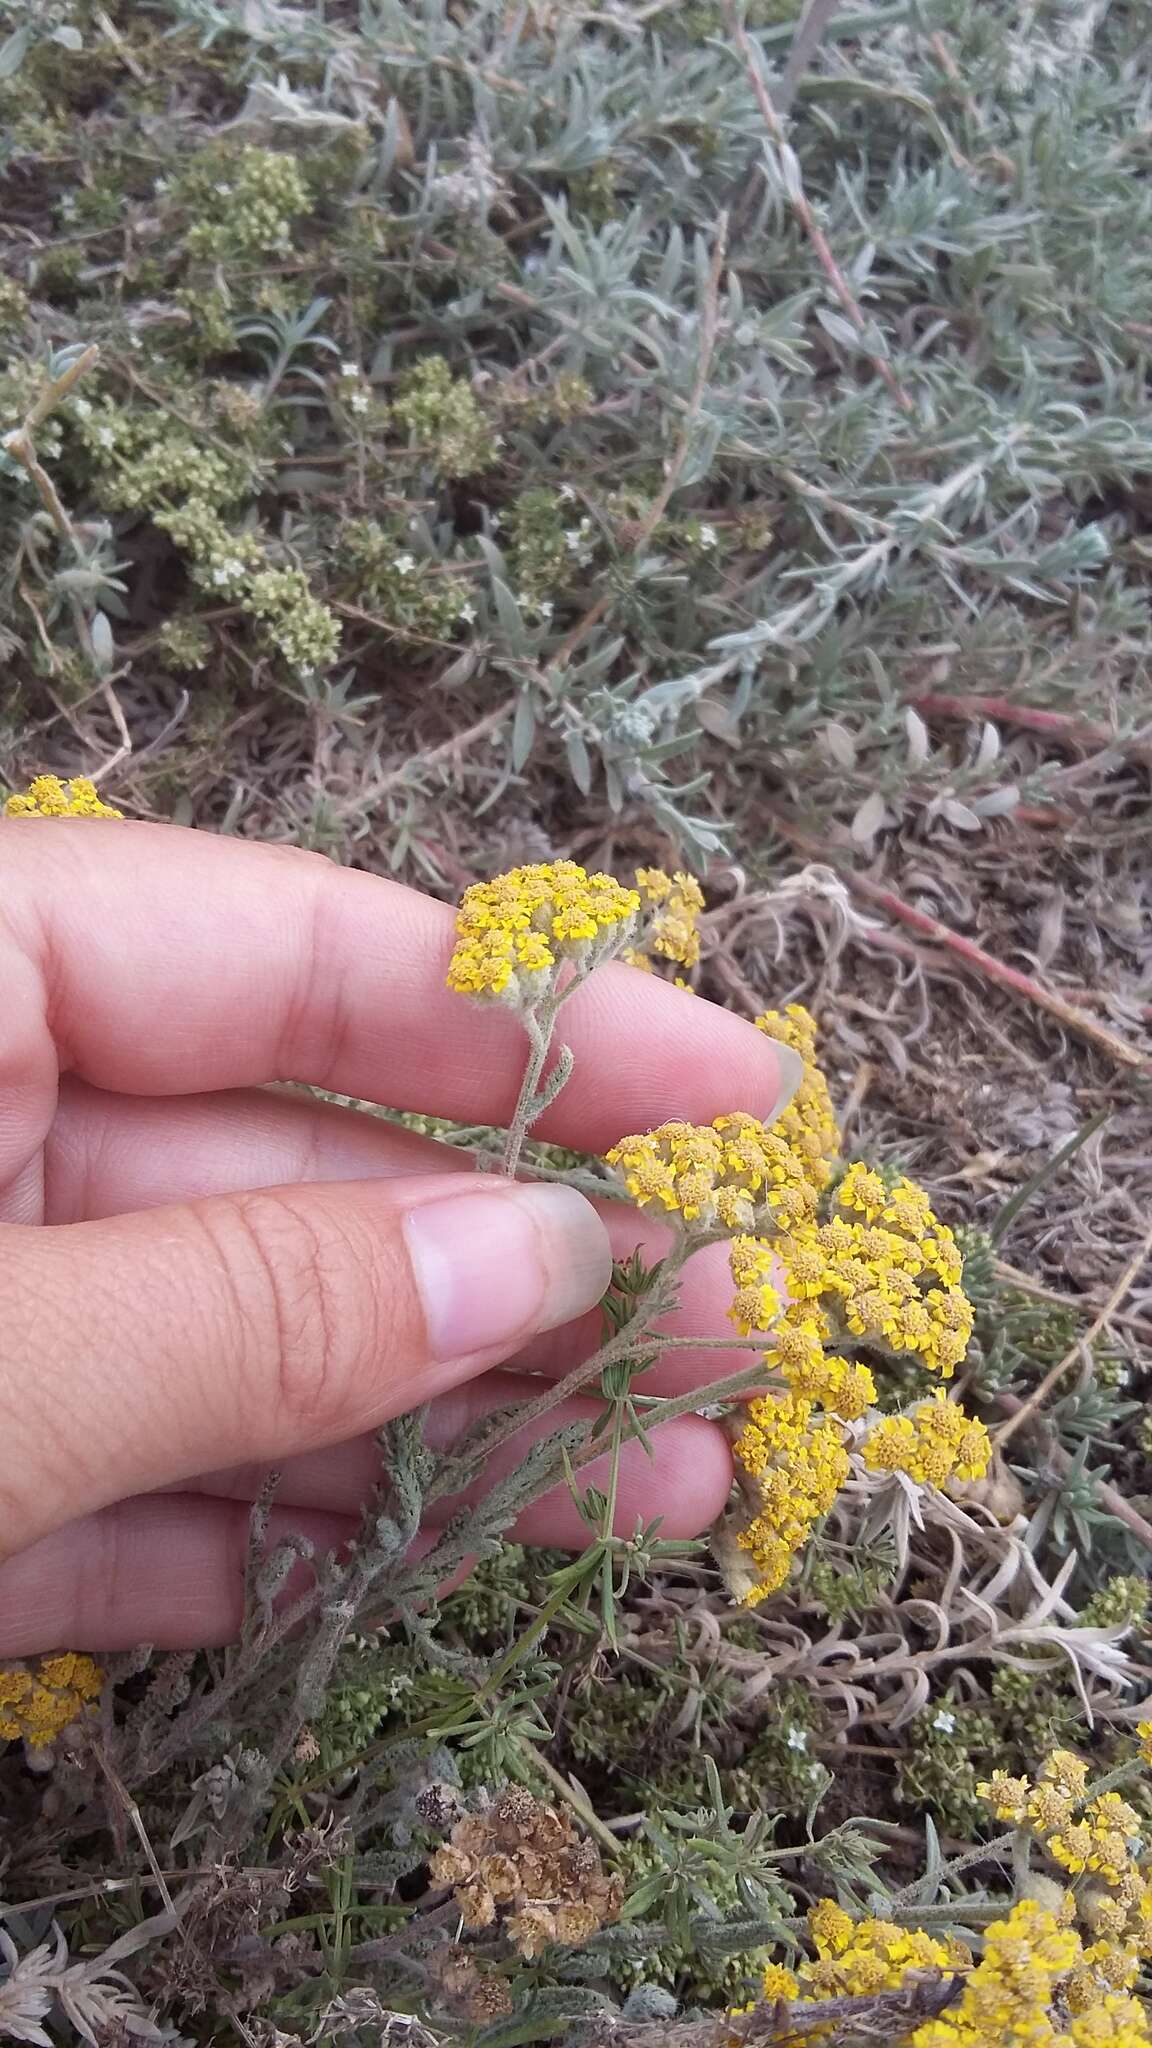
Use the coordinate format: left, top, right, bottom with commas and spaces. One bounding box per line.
994, 1214, 1152, 1449
762, 809, 1152, 1078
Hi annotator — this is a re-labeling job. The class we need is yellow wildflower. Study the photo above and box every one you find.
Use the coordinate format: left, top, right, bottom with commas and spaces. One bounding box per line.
911, 1900, 1082, 2046
781, 1347, 876, 1420
446, 860, 639, 1000
759, 1963, 799, 2003
806, 1899, 854, 1957
636, 866, 705, 970
0, 1652, 103, 1746
979, 1770, 1031, 1824
801, 1907, 955, 2000
755, 1005, 840, 1190
1067, 1996, 1152, 2047
732, 1393, 850, 1601
836, 1161, 889, 1221
606, 1112, 818, 1234
727, 1234, 784, 1334
5, 774, 121, 818
862, 1395, 991, 1487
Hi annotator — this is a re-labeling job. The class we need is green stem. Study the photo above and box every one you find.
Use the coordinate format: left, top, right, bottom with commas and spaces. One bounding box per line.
602, 1404, 625, 1541
469, 1238, 694, 1465
472, 1575, 587, 1704
502, 1004, 556, 1177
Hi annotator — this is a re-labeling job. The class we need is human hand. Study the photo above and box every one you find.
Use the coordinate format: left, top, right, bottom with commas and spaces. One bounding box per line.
0, 823, 798, 1653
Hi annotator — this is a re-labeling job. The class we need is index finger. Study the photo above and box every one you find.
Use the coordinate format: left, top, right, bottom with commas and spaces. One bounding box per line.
0, 822, 791, 1183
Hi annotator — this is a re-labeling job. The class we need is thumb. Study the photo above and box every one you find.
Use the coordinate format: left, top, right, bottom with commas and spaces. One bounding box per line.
0, 1174, 610, 1558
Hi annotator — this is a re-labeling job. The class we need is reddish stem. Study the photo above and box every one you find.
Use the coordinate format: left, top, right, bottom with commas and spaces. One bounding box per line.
912, 690, 1149, 759
763, 808, 1152, 1078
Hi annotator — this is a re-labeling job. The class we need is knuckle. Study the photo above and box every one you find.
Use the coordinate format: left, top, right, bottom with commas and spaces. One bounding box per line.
214, 1190, 383, 1441
273, 861, 352, 1089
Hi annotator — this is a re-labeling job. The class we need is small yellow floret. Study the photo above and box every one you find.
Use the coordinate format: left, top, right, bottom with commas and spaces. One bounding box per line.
5, 775, 122, 818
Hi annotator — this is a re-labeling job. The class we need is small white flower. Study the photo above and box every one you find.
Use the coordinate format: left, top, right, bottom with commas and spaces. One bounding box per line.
349, 392, 369, 415
339, 361, 359, 379
212, 557, 247, 588
71, 398, 92, 419
457, 601, 476, 623
786, 1728, 809, 1752
214, 181, 233, 197
94, 424, 116, 450
559, 483, 577, 502
393, 552, 416, 575
931, 1709, 956, 1734
698, 523, 718, 548
535, 598, 554, 620
564, 530, 584, 553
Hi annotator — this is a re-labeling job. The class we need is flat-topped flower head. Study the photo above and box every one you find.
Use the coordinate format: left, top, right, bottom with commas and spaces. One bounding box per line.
446, 860, 639, 1003
605, 1111, 820, 1235
862, 1393, 991, 1487
0, 1651, 102, 1747
818, 1166, 974, 1376
5, 775, 121, 818
635, 866, 705, 970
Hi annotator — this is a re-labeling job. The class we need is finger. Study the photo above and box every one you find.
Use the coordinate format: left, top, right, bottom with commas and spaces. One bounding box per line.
168, 1370, 734, 1521
43, 1077, 444, 1221
45, 1082, 758, 1395
0, 823, 794, 1195
0, 1174, 610, 1558
0, 1497, 357, 1653
0, 1414, 730, 1652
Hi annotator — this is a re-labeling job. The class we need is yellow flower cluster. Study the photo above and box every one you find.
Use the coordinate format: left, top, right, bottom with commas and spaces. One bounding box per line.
755, 1004, 840, 1190
635, 866, 705, 970
978, 1750, 1152, 2006
724, 1165, 972, 1375
0, 1652, 103, 1747
863, 1393, 991, 1486
443, 874, 986, 1612
800, 1896, 967, 1999
446, 860, 639, 1001
730, 1391, 850, 1597
672, 1015, 981, 1604
911, 1899, 1151, 2048
756, 1894, 1151, 2047
605, 1112, 818, 1235
4, 775, 122, 818
828, 1164, 973, 1376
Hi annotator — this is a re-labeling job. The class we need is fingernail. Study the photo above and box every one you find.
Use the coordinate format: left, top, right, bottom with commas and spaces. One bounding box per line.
767, 1043, 804, 1124
405, 1183, 613, 1362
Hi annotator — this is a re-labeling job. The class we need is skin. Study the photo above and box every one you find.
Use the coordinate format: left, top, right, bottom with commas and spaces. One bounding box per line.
0, 823, 788, 1653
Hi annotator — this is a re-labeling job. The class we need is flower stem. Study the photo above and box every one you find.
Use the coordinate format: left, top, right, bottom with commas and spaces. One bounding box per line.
502, 1002, 558, 1177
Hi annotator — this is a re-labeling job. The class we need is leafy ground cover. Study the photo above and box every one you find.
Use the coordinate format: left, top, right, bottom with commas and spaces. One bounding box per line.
0, 1, 1150, 2042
